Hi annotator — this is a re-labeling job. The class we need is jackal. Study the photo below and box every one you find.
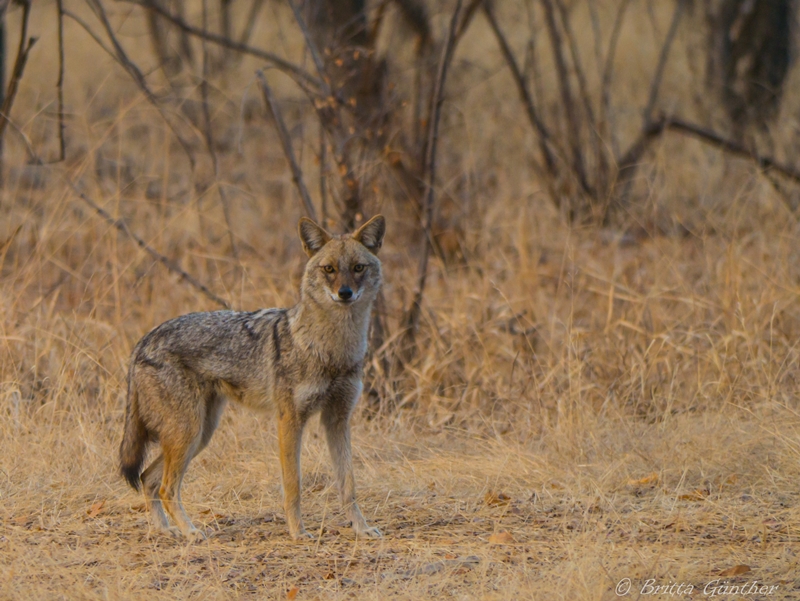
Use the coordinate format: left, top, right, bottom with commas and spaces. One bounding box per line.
119, 215, 386, 541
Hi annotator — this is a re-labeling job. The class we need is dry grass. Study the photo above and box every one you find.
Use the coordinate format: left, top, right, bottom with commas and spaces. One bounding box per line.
1, 1, 800, 599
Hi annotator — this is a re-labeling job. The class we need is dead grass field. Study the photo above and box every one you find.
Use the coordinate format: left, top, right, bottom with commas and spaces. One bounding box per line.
1, 1, 800, 599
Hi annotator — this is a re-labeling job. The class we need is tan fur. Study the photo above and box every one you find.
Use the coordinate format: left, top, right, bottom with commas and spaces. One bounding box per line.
119, 216, 386, 541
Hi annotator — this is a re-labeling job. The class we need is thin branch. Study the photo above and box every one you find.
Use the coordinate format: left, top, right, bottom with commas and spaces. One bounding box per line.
200, 0, 238, 260
74, 184, 231, 309
554, 0, 606, 190
455, 0, 485, 43
56, 0, 66, 161
220, 0, 234, 66
613, 0, 686, 208
587, 0, 604, 81
553, 0, 595, 127
71, 3, 198, 168
600, 0, 631, 157
483, 3, 556, 179
286, 0, 331, 96
665, 117, 800, 184
319, 120, 328, 226
0, 0, 35, 148
643, 0, 685, 126
87, 0, 156, 104
541, 0, 592, 197
256, 70, 318, 222
400, 0, 464, 356
238, 0, 266, 47
6, 105, 230, 308
120, 0, 320, 89
63, 9, 118, 60
616, 114, 800, 204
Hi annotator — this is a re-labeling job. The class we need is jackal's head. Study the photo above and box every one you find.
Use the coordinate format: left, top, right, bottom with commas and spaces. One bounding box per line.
298, 215, 385, 309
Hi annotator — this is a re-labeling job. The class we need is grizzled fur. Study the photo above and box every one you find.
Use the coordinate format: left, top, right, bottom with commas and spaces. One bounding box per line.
120, 215, 386, 541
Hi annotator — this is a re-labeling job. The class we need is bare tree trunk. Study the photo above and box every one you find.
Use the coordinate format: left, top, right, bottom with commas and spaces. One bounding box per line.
706, 0, 794, 136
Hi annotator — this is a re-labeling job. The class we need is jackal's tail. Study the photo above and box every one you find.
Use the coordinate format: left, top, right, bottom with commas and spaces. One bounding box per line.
120, 372, 148, 491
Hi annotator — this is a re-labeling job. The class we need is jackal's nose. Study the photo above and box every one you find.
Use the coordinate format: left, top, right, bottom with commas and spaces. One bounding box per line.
338, 286, 353, 300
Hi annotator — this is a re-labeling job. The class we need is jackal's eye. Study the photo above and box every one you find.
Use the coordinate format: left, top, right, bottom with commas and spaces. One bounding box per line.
353, 264, 366, 273
322, 265, 335, 274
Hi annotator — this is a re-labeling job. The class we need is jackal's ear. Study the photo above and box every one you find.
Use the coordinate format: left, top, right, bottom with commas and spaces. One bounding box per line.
352, 215, 386, 254
298, 217, 331, 257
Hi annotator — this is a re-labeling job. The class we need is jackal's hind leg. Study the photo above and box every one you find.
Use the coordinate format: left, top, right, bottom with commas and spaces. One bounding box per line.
141, 454, 171, 533
159, 437, 205, 541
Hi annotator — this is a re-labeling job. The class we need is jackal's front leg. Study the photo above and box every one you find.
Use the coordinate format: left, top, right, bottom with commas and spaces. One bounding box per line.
321, 404, 382, 538
277, 409, 313, 540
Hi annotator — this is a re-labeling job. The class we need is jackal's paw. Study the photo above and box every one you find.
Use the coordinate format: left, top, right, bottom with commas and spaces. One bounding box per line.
291, 529, 315, 541
186, 528, 207, 543
355, 525, 382, 538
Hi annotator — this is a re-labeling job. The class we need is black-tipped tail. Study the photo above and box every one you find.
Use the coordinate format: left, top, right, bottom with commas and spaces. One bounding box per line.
119, 381, 147, 491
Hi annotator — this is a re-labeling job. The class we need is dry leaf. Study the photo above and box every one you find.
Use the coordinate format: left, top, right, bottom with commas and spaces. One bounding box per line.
627, 473, 659, 487
87, 500, 105, 518
488, 531, 515, 544
484, 491, 511, 507
286, 586, 299, 600
718, 565, 751, 577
